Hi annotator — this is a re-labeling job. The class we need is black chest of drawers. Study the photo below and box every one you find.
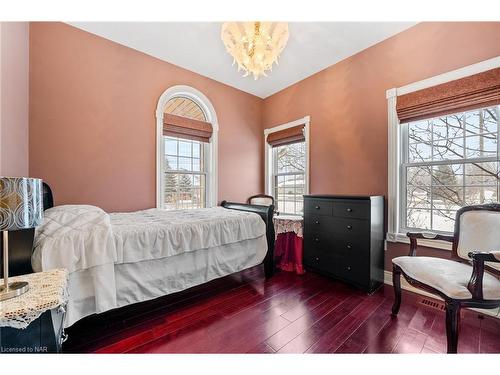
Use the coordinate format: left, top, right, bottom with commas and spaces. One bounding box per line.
303, 195, 384, 293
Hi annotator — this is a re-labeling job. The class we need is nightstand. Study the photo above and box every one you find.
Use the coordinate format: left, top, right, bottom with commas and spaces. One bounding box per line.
0, 269, 69, 353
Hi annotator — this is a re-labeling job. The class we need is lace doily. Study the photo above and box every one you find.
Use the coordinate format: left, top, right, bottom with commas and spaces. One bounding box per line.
0, 269, 69, 329
274, 215, 303, 238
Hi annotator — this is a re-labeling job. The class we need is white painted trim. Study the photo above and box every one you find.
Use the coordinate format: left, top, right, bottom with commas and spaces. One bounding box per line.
155, 85, 219, 209
386, 56, 500, 249
304, 119, 310, 197
383, 270, 500, 318
264, 116, 311, 198
386, 90, 399, 242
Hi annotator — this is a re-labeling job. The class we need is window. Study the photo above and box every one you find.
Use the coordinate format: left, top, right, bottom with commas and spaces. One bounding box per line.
401, 105, 499, 233
265, 117, 310, 216
164, 136, 207, 210
273, 141, 306, 215
387, 61, 500, 246
156, 86, 218, 210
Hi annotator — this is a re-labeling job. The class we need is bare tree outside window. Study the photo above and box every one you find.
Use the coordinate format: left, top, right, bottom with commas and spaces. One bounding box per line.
403, 105, 499, 232
273, 142, 306, 215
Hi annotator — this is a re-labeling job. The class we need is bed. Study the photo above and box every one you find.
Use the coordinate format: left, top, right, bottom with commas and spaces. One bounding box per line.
29, 183, 275, 328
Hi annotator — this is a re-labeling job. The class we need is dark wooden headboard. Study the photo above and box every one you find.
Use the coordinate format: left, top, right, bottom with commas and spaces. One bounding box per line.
221, 200, 275, 278
43, 182, 54, 210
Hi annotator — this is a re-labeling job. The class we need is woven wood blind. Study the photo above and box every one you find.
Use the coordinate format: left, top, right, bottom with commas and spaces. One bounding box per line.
396, 67, 500, 123
163, 113, 213, 143
267, 125, 305, 147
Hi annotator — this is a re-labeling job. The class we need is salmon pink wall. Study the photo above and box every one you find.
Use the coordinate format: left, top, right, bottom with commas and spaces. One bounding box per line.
29, 22, 263, 212
0, 22, 30, 177
262, 22, 500, 268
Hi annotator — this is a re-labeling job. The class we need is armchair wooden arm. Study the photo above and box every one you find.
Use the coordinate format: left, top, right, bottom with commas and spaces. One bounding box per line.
467, 251, 500, 300
468, 251, 500, 263
406, 232, 454, 256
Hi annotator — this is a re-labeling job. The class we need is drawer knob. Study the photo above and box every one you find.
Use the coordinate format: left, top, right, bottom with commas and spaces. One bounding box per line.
315, 220, 320, 225
346, 244, 352, 249
346, 266, 352, 271
314, 237, 320, 243
315, 205, 320, 210
346, 208, 353, 212
347, 225, 352, 230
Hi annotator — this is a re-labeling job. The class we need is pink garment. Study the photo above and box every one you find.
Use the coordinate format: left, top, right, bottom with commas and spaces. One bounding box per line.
274, 232, 305, 275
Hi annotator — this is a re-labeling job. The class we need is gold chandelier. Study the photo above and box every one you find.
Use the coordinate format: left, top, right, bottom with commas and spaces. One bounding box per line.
221, 22, 289, 80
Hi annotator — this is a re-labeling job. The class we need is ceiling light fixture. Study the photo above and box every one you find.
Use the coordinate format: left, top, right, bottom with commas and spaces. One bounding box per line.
221, 22, 289, 80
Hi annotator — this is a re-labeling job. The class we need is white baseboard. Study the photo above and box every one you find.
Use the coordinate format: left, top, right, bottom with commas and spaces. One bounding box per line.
383, 270, 500, 319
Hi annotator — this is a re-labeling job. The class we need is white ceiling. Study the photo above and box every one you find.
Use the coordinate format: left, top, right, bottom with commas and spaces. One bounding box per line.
68, 22, 416, 98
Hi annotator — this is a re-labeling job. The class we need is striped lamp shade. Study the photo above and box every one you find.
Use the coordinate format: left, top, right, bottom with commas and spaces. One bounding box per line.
0, 177, 43, 231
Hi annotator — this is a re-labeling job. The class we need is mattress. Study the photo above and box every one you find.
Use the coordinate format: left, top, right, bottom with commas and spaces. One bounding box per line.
63, 235, 267, 327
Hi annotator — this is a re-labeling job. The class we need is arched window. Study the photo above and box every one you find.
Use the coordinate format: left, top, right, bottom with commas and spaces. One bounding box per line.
156, 86, 218, 210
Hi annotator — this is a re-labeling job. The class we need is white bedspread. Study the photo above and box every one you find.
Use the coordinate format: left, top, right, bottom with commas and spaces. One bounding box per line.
33, 205, 266, 274
110, 207, 266, 264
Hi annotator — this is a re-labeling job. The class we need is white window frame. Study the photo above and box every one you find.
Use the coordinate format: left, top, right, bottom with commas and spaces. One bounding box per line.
264, 116, 311, 214
387, 56, 500, 250
156, 85, 218, 209
164, 136, 209, 210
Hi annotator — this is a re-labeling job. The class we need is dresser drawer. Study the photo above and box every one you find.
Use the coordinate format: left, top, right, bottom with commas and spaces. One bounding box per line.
329, 236, 369, 257
334, 257, 369, 286
305, 215, 370, 237
303, 247, 337, 273
304, 199, 333, 216
331, 200, 370, 219
304, 232, 369, 258
329, 217, 370, 236
304, 215, 335, 233
304, 232, 333, 253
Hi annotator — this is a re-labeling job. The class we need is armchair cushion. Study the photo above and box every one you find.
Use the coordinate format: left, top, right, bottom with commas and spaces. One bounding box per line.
457, 210, 500, 272
393, 256, 500, 300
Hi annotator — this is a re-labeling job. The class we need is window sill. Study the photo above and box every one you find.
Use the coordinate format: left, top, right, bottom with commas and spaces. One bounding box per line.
386, 232, 453, 251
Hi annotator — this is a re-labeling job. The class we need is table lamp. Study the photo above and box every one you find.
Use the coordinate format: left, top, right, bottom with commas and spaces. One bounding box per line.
0, 177, 43, 301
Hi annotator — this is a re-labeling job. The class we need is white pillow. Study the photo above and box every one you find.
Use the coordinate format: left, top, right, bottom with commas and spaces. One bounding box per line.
32, 205, 117, 273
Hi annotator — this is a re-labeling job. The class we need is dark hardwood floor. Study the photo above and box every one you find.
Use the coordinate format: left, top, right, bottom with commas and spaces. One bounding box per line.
63, 265, 500, 354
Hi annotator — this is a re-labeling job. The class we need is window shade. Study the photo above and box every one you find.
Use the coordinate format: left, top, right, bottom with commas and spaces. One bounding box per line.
396, 67, 500, 123
267, 125, 305, 147
163, 113, 213, 143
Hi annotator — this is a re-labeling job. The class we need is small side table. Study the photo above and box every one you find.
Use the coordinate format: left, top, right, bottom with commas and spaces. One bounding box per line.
0, 269, 69, 353
273, 215, 304, 275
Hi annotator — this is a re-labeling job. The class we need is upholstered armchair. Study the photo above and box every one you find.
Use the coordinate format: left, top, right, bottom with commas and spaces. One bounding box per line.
391, 204, 500, 353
